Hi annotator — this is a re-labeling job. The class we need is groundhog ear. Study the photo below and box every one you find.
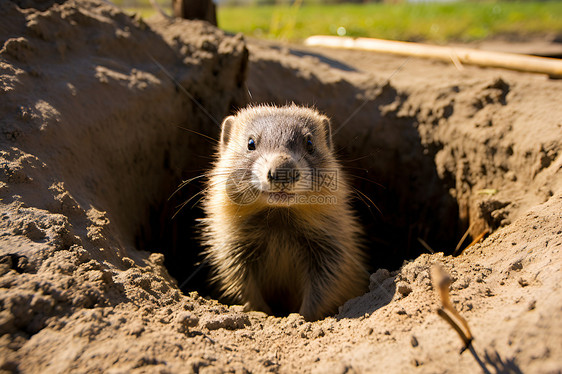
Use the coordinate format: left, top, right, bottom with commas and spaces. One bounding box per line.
322, 118, 333, 150
220, 116, 235, 153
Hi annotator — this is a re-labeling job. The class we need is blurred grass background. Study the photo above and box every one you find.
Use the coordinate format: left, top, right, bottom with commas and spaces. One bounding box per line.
115, 0, 562, 43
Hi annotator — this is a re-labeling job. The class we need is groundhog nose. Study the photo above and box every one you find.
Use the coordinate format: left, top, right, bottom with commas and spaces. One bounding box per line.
267, 157, 300, 183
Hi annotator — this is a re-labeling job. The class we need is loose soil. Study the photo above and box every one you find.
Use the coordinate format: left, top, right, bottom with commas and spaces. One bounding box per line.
0, 1, 561, 373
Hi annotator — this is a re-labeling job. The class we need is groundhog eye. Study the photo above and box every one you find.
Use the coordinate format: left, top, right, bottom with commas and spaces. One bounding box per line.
248, 138, 256, 151
306, 137, 314, 154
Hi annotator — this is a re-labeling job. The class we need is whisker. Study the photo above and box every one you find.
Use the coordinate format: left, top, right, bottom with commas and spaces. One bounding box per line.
352, 187, 383, 217
169, 174, 208, 200
172, 199, 191, 220
175, 121, 256, 165
177, 126, 219, 144
332, 57, 411, 136
172, 185, 216, 219
147, 52, 221, 127
174, 171, 257, 214
350, 187, 370, 208
341, 166, 369, 172
333, 138, 361, 156
343, 153, 376, 163
349, 174, 385, 189
191, 194, 207, 209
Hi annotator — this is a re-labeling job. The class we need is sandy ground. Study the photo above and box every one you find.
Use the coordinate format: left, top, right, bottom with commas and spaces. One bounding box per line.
1, 1, 561, 373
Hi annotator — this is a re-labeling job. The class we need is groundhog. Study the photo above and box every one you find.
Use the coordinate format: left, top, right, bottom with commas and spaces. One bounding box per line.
201, 104, 368, 321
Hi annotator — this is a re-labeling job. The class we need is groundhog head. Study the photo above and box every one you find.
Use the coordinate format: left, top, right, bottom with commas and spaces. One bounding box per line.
216, 104, 341, 207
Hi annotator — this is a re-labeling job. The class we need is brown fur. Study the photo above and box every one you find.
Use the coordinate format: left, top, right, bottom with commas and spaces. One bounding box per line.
201, 104, 368, 321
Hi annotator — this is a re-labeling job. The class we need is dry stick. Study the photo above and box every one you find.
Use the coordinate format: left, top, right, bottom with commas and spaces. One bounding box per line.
431, 266, 493, 373
149, 0, 173, 19
417, 238, 435, 254
455, 223, 474, 252
453, 222, 474, 256
436, 309, 472, 349
430, 265, 473, 352
465, 229, 489, 250
304, 36, 562, 78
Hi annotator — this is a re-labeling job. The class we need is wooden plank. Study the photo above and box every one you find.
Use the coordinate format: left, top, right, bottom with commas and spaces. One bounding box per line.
304, 36, 562, 78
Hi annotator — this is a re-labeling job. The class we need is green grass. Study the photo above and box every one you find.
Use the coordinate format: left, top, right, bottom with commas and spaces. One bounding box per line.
217, 1, 562, 43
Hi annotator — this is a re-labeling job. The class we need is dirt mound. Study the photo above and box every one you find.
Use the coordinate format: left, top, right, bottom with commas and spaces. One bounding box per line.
1, 1, 561, 373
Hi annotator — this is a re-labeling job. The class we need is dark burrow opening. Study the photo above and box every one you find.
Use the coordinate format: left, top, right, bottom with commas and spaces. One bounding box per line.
139, 102, 468, 309
136, 69, 477, 313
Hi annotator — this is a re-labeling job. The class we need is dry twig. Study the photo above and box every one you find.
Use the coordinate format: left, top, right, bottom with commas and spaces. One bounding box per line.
465, 229, 489, 250
304, 36, 562, 78
430, 264, 473, 352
